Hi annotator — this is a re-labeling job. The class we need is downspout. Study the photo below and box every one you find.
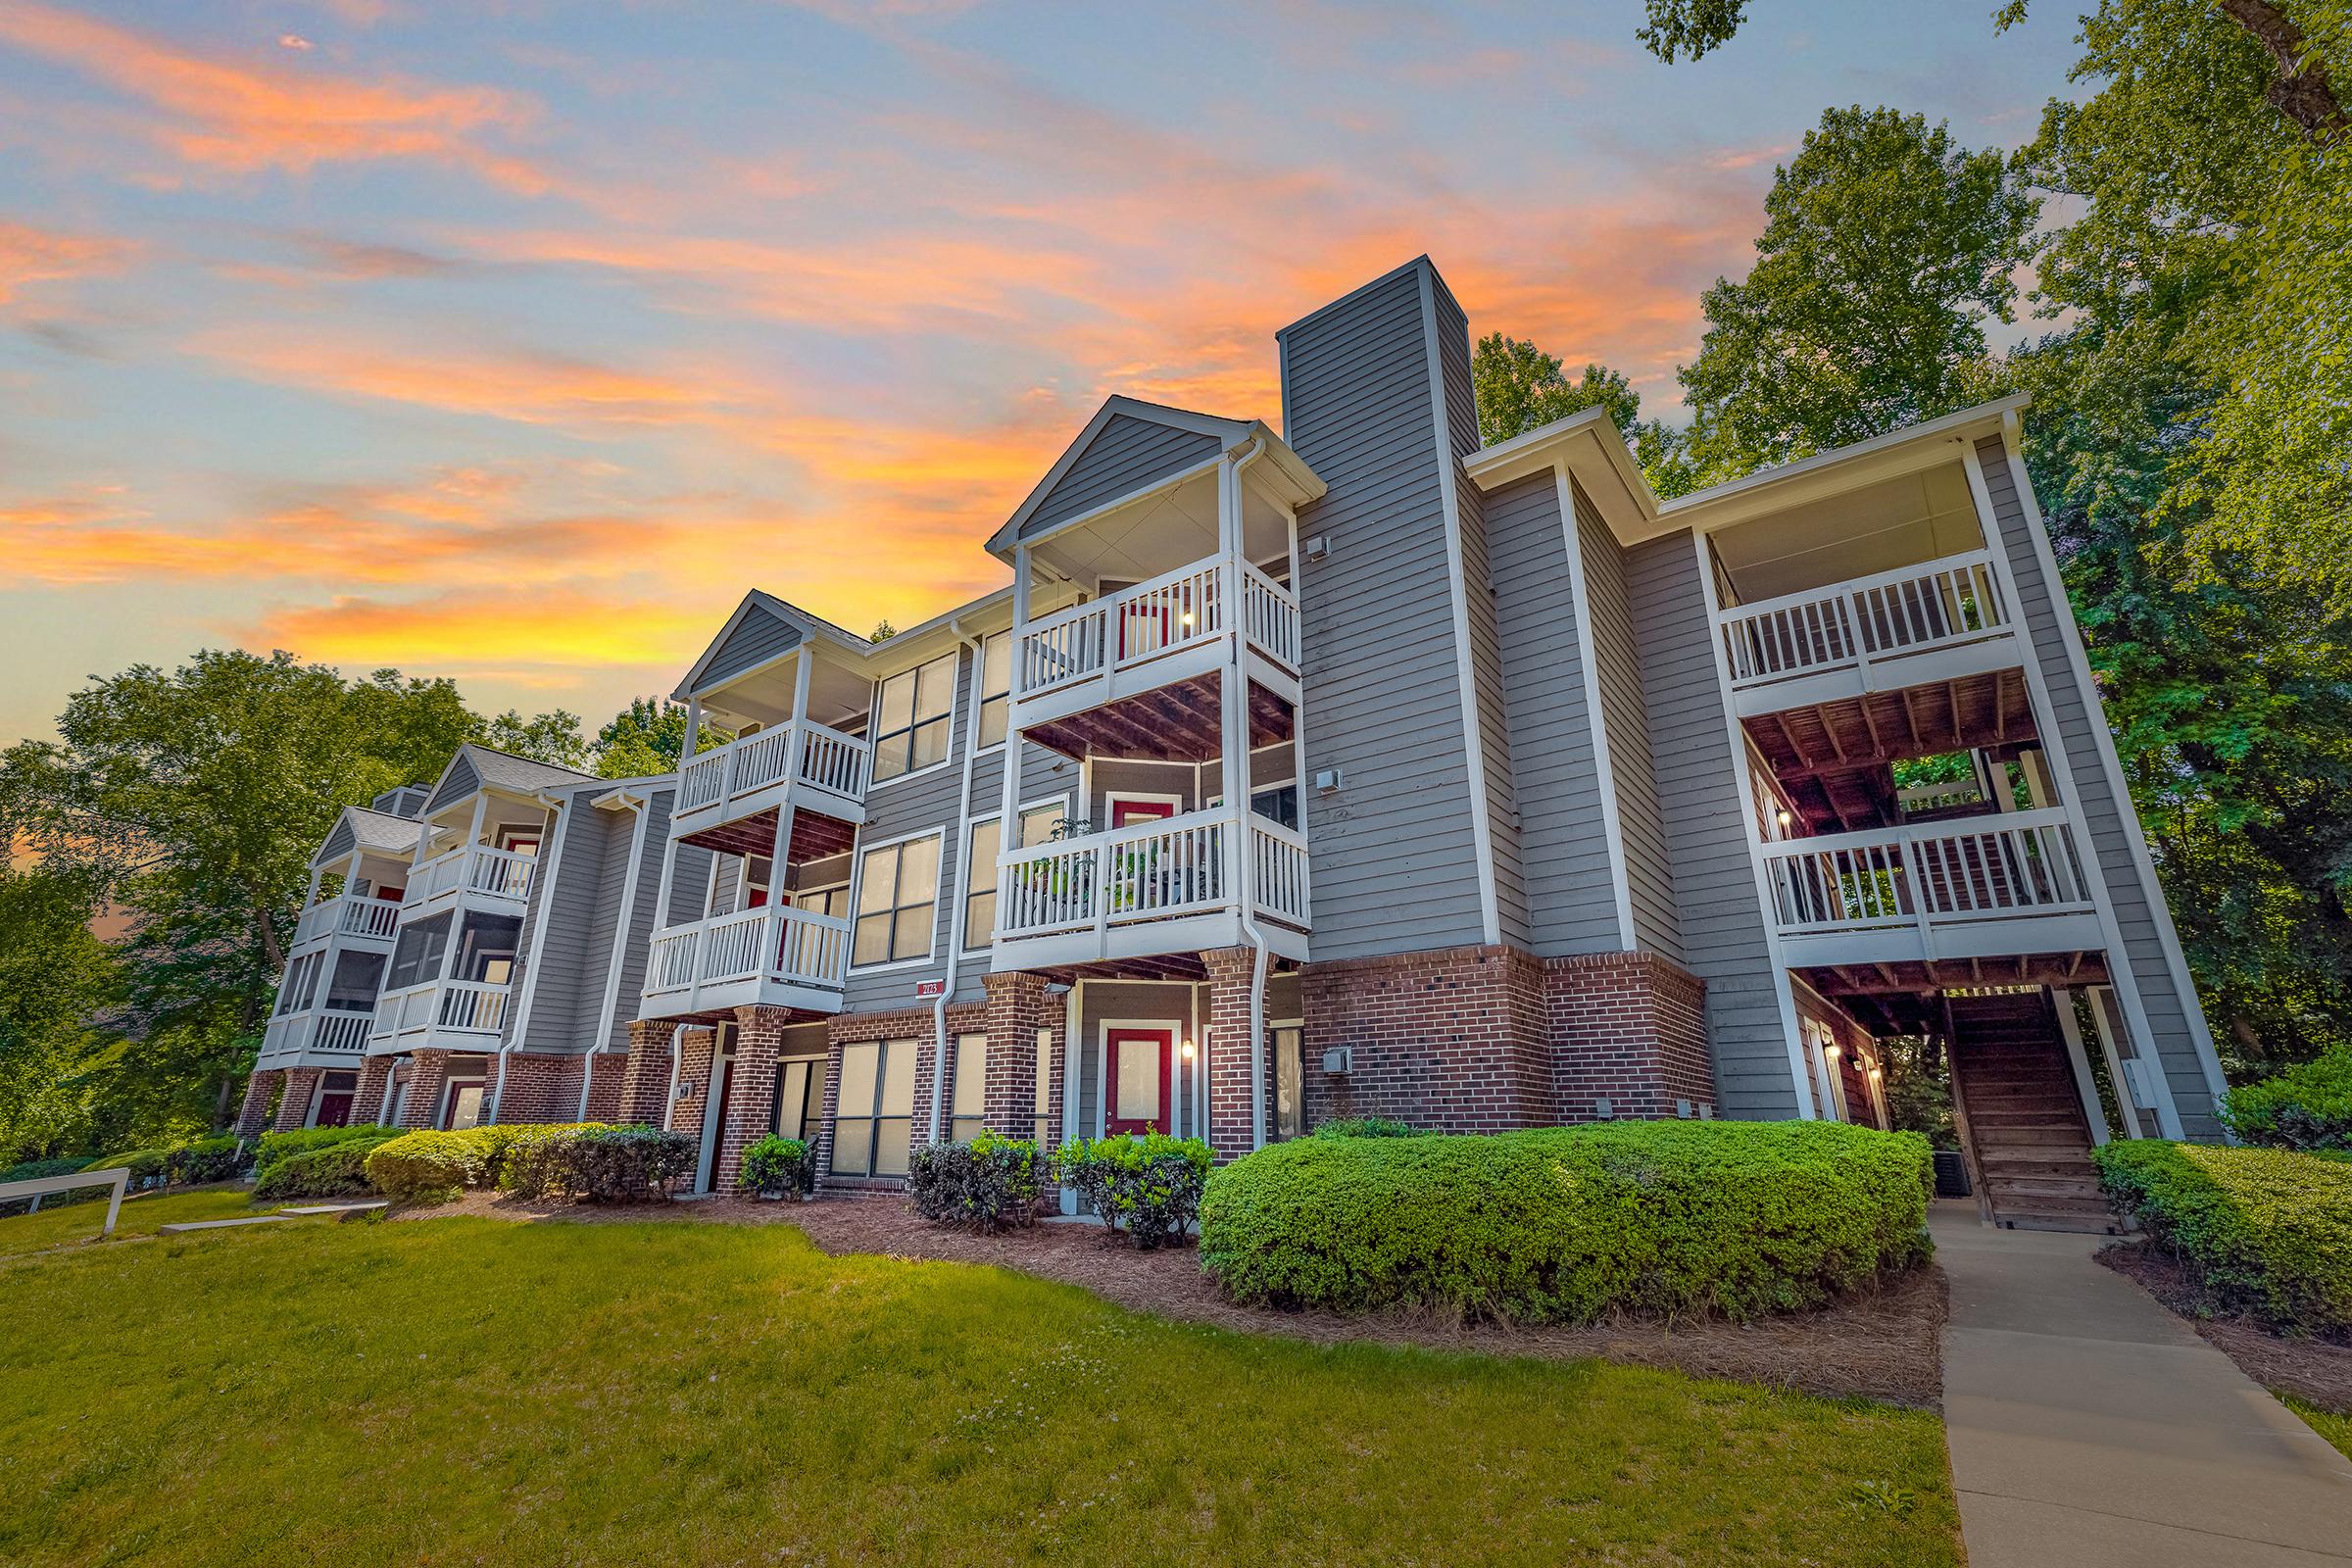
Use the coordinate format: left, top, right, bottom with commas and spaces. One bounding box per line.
931, 616, 988, 1142
490, 787, 573, 1124
579, 785, 654, 1122
1223, 435, 1276, 1152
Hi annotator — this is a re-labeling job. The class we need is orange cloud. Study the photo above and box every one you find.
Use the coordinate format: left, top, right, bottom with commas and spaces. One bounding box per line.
256, 588, 719, 670
0, 2, 549, 192
0, 219, 131, 306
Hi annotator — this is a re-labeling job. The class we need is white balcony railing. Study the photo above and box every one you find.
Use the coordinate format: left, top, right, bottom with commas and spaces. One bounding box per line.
1759, 808, 2092, 941
644, 905, 853, 1008
1013, 555, 1299, 702
403, 844, 536, 909
294, 894, 403, 946
677, 717, 872, 821
371, 977, 512, 1040
1715, 549, 2010, 694
995, 806, 1310, 943
260, 1007, 375, 1067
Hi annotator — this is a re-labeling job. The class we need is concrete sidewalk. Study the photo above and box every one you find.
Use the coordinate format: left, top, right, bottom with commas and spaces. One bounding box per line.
1935, 1201, 2352, 1565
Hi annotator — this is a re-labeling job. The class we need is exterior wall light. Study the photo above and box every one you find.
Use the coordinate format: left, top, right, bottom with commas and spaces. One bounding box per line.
1180, 1038, 1197, 1061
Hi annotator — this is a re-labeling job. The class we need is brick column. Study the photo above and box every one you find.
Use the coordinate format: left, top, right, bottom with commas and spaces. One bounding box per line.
235, 1069, 281, 1139
578, 1051, 625, 1123
715, 1007, 787, 1194
1203, 946, 1261, 1160
811, 1021, 853, 1181
270, 1067, 322, 1132
614, 1023, 675, 1125
397, 1049, 454, 1129
1544, 952, 1715, 1122
351, 1058, 392, 1126
983, 971, 1054, 1137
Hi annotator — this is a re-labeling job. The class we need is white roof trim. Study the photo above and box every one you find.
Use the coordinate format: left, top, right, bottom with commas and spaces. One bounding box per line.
984, 395, 1253, 557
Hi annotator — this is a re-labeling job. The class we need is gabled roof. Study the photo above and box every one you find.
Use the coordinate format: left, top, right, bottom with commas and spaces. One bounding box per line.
311, 803, 425, 869
983, 396, 1254, 557
670, 590, 863, 703
421, 742, 600, 816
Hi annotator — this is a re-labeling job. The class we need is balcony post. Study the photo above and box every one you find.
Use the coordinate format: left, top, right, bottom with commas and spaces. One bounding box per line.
680, 697, 702, 762
1000, 550, 1030, 889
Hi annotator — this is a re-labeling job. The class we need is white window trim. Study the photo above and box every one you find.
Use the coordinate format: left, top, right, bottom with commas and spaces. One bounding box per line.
846, 826, 946, 973
864, 651, 962, 794
960, 792, 1072, 956
1095, 1017, 1181, 1139
971, 629, 1012, 757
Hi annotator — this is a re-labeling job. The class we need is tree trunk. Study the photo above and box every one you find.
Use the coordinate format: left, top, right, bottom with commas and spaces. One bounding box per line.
2217, 0, 2349, 138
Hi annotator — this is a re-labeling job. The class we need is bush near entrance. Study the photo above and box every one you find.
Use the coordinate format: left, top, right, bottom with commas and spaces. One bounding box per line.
739, 1135, 814, 1199
1052, 1133, 1212, 1249
1200, 1120, 1935, 1323
502, 1125, 695, 1202
2094, 1141, 2352, 1338
907, 1133, 1045, 1231
2222, 1049, 2352, 1152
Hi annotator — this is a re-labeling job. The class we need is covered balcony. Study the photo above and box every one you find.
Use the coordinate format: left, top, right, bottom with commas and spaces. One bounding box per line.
291, 891, 403, 950
401, 842, 537, 914
367, 906, 520, 1054
1708, 462, 2021, 717
258, 940, 390, 1070
673, 715, 871, 848
990, 802, 1309, 975
640, 904, 851, 1018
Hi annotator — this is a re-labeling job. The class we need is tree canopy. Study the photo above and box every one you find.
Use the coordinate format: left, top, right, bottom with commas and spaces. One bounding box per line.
1470, 334, 1685, 489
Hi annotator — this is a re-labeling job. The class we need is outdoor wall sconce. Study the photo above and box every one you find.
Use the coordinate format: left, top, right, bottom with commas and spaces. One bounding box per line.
1180, 1038, 1197, 1061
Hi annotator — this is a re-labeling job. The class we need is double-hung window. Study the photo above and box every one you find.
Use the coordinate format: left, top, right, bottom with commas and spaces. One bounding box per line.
975, 632, 1011, 749
870, 653, 956, 783
951, 1032, 988, 1142
962, 801, 1064, 949
853, 833, 940, 967
832, 1038, 916, 1176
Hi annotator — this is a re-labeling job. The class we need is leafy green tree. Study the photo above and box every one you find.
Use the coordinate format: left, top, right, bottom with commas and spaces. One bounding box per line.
1674, 107, 2036, 487
477, 708, 590, 770
0, 865, 118, 1162
593, 697, 693, 779
1469, 334, 1685, 487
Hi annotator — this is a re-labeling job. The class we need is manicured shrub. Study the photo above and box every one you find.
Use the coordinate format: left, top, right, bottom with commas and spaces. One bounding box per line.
2095, 1140, 2352, 1338
365, 1130, 488, 1203
165, 1135, 248, 1186
908, 1134, 1046, 1231
256, 1124, 393, 1180
502, 1124, 695, 1202
1312, 1117, 1418, 1139
1052, 1133, 1212, 1250
2222, 1049, 2352, 1152
254, 1138, 393, 1200
739, 1136, 814, 1200
1199, 1120, 1934, 1323
88, 1148, 173, 1189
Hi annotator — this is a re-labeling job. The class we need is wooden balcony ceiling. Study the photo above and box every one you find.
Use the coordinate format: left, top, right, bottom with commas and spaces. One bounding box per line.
1748, 667, 2034, 779
1026, 954, 1304, 986
1023, 673, 1292, 764
1798, 951, 2107, 1035
679, 805, 856, 863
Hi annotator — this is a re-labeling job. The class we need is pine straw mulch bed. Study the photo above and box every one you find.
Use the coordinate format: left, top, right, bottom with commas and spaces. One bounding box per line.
395, 1190, 1948, 1409
2099, 1241, 2352, 1417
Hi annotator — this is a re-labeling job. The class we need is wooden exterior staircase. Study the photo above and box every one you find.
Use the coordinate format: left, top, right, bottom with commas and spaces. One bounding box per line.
1945, 991, 2121, 1234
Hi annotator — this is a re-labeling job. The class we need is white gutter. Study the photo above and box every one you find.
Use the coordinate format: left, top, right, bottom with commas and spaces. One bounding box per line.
1224, 435, 1276, 1152
579, 784, 655, 1122
489, 787, 574, 1124
931, 615, 988, 1142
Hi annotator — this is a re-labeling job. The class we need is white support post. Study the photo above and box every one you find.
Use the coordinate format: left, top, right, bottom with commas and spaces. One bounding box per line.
302, 864, 324, 910
681, 697, 703, 762
2083, 984, 2144, 1138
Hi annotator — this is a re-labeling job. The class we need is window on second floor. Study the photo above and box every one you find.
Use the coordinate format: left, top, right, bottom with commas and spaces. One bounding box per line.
870, 652, 957, 783
976, 631, 1011, 749
962, 802, 1065, 949
386, 913, 451, 990
852, 833, 940, 967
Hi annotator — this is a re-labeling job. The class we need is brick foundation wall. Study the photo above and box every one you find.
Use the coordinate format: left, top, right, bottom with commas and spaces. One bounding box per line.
664, 1025, 719, 1171
577, 1050, 627, 1123
271, 1067, 322, 1132
1204, 947, 1263, 1158
236, 1069, 281, 1138
615, 1023, 674, 1126
1297, 944, 1716, 1133
490, 1053, 579, 1125
396, 1049, 454, 1130
1544, 952, 1715, 1122
1298, 945, 1551, 1134
712, 1007, 792, 1195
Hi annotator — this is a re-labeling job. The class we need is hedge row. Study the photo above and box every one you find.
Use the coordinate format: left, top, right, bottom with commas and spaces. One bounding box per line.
1199, 1120, 1934, 1323
255, 1124, 393, 1180
2222, 1049, 2352, 1152
255, 1137, 394, 1200
363, 1123, 693, 1204
2094, 1140, 2352, 1338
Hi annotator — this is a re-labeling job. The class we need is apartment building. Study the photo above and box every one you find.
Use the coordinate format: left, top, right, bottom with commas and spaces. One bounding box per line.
240, 744, 682, 1141
247, 255, 2228, 1231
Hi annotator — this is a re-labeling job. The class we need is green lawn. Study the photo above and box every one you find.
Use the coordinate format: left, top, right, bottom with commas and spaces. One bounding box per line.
0, 1214, 1962, 1566
0, 1186, 271, 1259
2283, 1395, 2352, 1462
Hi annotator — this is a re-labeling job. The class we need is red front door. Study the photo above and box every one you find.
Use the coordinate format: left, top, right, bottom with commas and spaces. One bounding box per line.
1104, 1027, 1172, 1136
315, 1093, 354, 1128
1108, 798, 1178, 829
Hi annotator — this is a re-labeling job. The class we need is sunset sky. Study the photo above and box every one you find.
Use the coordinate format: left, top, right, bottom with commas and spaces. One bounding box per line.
0, 0, 2082, 748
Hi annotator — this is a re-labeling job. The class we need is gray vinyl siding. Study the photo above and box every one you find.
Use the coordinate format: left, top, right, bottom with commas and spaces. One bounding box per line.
319, 817, 357, 864
1484, 472, 1621, 955
1975, 434, 2221, 1137
698, 607, 801, 694
506, 786, 610, 1054
425, 751, 480, 815
1279, 260, 1488, 959
1021, 415, 1221, 541
1575, 482, 1682, 960
1626, 527, 1800, 1117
